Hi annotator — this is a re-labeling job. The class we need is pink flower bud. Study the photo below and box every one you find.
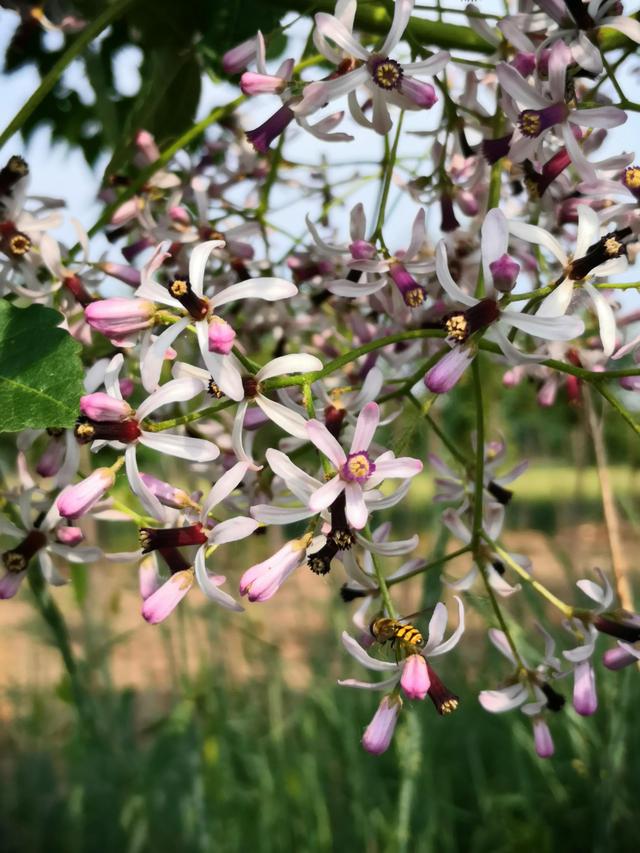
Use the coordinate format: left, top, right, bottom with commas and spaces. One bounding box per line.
572, 660, 597, 716
80, 392, 133, 422
55, 526, 84, 546
603, 644, 640, 670
110, 196, 143, 226
489, 253, 520, 293
532, 718, 554, 758
135, 129, 160, 163
241, 72, 287, 96
620, 375, 640, 391
85, 298, 155, 339
139, 556, 162, 600
139, 474, 194, 509
456, 190, 480, 217
169, 206, 191, 225
349, 239, 377, 260
240, 540, 306, 602
362, 695, 402, 755
511, 52, 536, 76
208, 317, 236, 355
222, 37, 257, 74
425, 346, 475, 393
399, 76, 437, 109
142, 570, 194, 623
119, 378, 135, 398
400, 653, 430, 700
36, 436, 65, 477
537, 378, 558, 407
57, 468, 115, 520
99, 262, 141, 288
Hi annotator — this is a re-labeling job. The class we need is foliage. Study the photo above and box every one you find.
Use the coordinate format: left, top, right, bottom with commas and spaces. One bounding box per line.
0, 302, 84, 430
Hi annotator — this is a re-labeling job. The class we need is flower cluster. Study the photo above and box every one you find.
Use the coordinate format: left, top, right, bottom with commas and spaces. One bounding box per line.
2, 0, 640, 759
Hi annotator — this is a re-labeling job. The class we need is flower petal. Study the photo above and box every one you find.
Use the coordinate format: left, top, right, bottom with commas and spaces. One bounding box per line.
502, 308, 584, 341
195, 547, 243, 611
306, 419, 347, 466
341, 631, 399, 671
575, 205, 601, 258
256, 394, 309, 439
201, 461, 249, 518
209, 278, 297, 310
507, 220, 568, 265
495, 62, 548, 108
209, 516, 259, 545
136, 376, 204, 420
380, 0, 413, 53
139, 431, 220, 461
308, 475, 345, 513
124, 445, 166, 522
140, 316, 190, 392
189, 240, 224, 296
256, 353, 323, 381
583, 282, 616, 357
350, 401, 379, 453
345, 481, 368, 529
265, 448, 321, 500
479, 684, 528, 712
535, 278, 574, 318
314, 11, 369, 59
481, 208, 509, 283
435, 240, 477, 306
429, 596, 465, 656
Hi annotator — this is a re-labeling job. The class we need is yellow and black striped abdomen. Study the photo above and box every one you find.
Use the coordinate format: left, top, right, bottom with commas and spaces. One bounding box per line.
394, 623, 423, 646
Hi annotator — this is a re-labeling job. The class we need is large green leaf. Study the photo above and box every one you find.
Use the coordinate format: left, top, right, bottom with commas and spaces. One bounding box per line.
0, 301, 84, 431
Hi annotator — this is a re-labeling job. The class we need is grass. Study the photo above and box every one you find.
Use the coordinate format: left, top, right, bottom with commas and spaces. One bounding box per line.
1, 457, 639, 852
1, 635, 638, 853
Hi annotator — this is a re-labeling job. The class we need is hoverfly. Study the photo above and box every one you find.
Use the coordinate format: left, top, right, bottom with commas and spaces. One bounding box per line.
370, 608, 433, 649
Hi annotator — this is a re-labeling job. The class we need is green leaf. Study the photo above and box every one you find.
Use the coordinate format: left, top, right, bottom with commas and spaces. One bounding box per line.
103, 49, 202, 179
0, 300, 84, 431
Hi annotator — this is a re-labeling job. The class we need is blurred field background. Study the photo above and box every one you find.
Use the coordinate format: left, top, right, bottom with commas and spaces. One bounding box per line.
2, 377, 640, 853
2, 2, 640, 849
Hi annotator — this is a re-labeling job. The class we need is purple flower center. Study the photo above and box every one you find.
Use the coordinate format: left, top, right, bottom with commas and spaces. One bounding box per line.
368, 55, 403, 91
341, 451, 375, 483
518, 103, 569, 138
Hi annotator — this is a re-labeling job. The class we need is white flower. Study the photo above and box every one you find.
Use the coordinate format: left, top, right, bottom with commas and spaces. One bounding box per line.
306, 401, 423, 529
508, 205, 627, 357
136, 240, 298, 399
81, 354, 219, 522
294, 0, 448, 134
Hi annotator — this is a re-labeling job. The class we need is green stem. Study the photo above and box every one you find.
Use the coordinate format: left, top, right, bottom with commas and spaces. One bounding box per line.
425, 412, 467, 467
471, 358, 485, 550
0, 0, 135, 149
27, 566, 94, 731
487, 538, 574, 618
387, 546, 471, 586
593, 381, 640, 440
271, 0, 495, 52
372, 112, 404, 244
470, 358, 524, 665
142, 399, 235, 432
505, 281, 640, 303
364, 525, 397, 618
232, 346, 261, 375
